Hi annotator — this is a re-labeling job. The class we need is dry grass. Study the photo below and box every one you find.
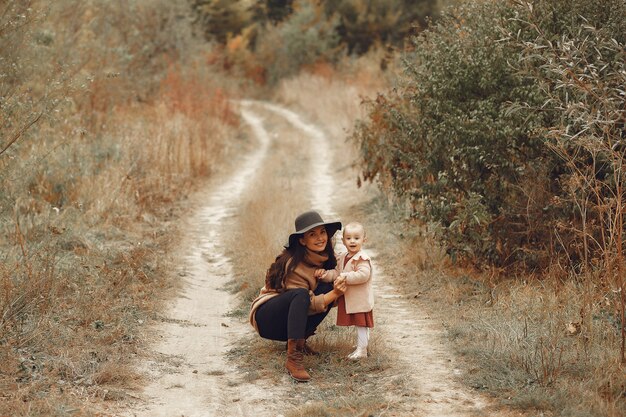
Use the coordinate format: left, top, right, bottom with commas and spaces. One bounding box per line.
450, 281, 625, 416
354, 196, 626, 417
258, 49, 626, 416
274, 49, 391, 152
0, 0, 245, 414
229, 325, 398, 416
223, 57, 413, 415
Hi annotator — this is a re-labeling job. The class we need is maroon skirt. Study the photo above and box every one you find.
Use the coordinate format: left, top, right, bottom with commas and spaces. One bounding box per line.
336, 295, 374, 328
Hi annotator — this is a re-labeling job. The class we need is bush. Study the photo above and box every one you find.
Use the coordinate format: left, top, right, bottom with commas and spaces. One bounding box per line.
191, 0, 257, 43
353, 1, 549, 266
351, 0, 626, 269
324, 0, 437, 54
192, 0, 438, 86
253, 0, 342, 85
507, 1, 626, 268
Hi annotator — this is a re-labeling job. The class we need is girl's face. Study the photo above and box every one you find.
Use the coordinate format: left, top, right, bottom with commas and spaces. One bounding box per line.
342, 226, 365, 255
299, 226, 328, 253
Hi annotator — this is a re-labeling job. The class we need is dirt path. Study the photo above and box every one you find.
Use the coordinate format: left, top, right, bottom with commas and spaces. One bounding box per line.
253, 102, 491, 416
124, 103, 279, 416
124, 101, 501, 416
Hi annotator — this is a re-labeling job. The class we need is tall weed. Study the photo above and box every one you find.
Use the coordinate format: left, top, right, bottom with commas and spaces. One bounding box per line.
0, 0, 240, 414
506, 0, 626, 361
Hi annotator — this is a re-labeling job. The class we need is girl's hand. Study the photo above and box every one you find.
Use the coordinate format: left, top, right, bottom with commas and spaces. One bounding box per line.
314, 268, 326, 279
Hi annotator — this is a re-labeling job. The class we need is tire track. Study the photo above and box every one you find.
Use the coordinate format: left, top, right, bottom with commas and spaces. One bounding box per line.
243, 101, 337, 221
245, 101, 491, 416
127, 101, 496, 416
126, 103, 273, 417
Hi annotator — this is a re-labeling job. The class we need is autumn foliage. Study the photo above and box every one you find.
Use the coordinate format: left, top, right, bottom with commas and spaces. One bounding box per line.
352, 0, 626, 272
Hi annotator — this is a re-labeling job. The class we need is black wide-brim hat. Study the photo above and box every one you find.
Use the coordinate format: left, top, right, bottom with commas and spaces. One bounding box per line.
284, 210, 342, 249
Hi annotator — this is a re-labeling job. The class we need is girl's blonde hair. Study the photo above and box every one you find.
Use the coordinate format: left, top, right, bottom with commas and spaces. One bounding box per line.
344, 222, 365, 237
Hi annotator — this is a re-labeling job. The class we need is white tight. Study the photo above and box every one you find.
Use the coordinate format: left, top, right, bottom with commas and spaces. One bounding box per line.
356, 326, 369, 348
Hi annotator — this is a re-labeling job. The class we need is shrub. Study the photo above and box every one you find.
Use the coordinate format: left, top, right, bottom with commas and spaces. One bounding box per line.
324, 0, 437, 54
253, 0, 341, 85
351, 0, 626, 269
353, 1, 550, 266
192, 0, 438, 86
507, 1, 626, 267
191, 0, 257, 43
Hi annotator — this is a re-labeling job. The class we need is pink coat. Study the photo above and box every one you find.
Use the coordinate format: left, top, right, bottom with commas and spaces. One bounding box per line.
323, 250, 374, 314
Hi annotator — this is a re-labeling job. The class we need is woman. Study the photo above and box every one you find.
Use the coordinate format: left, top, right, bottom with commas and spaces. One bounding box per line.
249, 210, 347, 382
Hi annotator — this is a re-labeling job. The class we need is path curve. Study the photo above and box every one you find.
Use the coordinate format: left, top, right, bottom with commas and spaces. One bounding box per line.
126, 103, 274, 416
249, 101, 337, 218
253, 101, 489, 416
126, 101, 498, 416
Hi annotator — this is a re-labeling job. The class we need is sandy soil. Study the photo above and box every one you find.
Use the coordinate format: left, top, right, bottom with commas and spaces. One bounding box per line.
122, 101, 508, 416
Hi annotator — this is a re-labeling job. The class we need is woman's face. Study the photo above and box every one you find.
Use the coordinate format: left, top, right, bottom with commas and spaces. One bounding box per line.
299, 226, 328, 252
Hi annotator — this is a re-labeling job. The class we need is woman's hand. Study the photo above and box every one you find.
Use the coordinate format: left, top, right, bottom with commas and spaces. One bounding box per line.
333, 277, 347, 295
321, 277, 347, 306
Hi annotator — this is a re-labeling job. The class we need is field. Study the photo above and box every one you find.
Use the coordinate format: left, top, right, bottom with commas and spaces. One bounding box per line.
1, 1, 624, 416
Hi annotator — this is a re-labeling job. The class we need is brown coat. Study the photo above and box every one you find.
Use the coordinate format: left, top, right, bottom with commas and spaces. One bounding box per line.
249, 250, 331, 333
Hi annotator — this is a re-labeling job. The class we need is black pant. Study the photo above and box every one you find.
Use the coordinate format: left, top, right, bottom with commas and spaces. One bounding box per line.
254, 282, 333, 341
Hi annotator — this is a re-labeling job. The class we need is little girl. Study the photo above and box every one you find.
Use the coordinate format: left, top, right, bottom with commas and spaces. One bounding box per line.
316, 222, 374, 359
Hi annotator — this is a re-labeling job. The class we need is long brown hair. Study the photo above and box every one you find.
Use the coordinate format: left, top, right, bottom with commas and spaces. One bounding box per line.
265, 235, 338, 290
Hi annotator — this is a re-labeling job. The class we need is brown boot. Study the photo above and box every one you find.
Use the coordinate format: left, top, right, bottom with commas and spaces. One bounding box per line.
286, 339, 310, 382
302, 330, 319, 355
285, 339, 319, 355
301, 339, 319, 356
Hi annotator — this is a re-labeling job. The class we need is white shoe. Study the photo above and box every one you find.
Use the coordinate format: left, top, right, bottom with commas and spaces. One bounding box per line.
347, 347, 367, 360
